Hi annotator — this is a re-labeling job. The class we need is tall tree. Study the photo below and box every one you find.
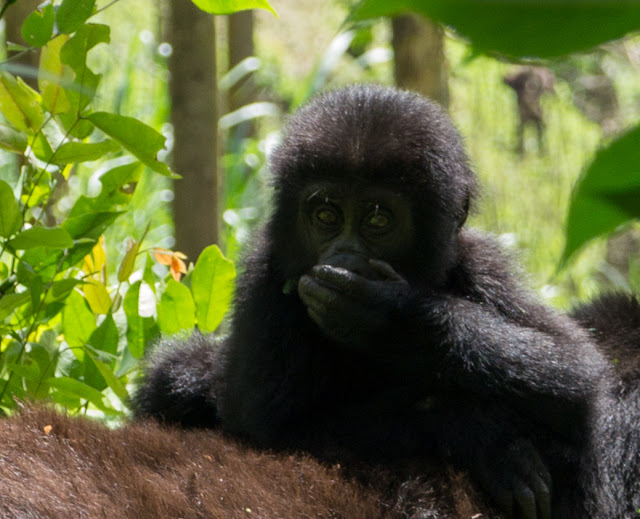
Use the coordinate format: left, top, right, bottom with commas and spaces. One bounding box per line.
392, 15, 448, 107
169, 0, 219, 259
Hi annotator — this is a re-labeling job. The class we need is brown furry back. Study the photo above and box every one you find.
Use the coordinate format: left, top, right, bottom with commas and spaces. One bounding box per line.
0, 406, 491, 519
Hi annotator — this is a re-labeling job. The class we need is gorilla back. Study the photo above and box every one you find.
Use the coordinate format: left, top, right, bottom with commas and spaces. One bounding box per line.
135, 84, 630, 519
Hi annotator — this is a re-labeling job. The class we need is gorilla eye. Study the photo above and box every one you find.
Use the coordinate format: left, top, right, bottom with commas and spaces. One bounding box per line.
365, 205, 392, 231
314, 206, 340, 227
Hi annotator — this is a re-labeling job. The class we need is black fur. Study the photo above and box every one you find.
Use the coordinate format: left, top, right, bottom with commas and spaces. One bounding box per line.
134, 85, 638, 518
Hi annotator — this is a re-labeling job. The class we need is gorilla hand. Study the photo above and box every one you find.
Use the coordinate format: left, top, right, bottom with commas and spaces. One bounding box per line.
297, 259, 410, 346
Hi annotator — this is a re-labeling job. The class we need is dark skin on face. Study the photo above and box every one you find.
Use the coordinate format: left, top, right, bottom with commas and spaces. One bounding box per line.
297, 183, 412, 347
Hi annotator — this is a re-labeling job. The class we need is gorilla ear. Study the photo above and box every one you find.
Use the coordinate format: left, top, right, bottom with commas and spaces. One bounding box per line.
458, 192, 471, 230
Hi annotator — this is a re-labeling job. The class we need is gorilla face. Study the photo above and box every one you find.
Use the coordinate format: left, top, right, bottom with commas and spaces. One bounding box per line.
297, 182, 414, 280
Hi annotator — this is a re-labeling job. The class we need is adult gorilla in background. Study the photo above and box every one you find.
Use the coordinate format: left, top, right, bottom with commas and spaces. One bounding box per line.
134, 85, 638, 518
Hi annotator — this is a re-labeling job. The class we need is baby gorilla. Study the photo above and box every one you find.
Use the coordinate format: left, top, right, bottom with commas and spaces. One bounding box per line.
135, 84, 615, 519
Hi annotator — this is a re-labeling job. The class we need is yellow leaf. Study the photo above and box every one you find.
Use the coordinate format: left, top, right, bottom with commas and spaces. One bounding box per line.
83, 279, 111, 315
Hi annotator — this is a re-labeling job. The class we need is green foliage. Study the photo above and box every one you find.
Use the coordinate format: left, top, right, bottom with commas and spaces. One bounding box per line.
351, 0, 640, 274
0, 1, 236, 418
351, 0, 640, 59
192, 0, 277, 16
562, 127, 640, 266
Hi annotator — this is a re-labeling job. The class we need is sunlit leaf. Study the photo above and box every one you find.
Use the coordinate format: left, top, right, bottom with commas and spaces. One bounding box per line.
0, 123, 27, 153
39, 34, 73, 114
88, 112, 177, 177
8, 226, 74, 250
47, 376, 121, 415
0, 72, 45, 132
118, 239, 139, 282
62, 210, 122, 240
21, 3, 55, 47
124, 280, 158, 359
191, 0, 276, 16
351, 0, 640, 59
50, 140, 120, 165
56, 0, 97, 34
83, 279, 111, 315
88, 354, 129, 402
157, 279, 196, 335
0, 180, 22, 238
561, 126, 640, 266
62, 290, 96, 355
0, 292, 30, 321
191, 244, 235, 333
45, 278, 82, 304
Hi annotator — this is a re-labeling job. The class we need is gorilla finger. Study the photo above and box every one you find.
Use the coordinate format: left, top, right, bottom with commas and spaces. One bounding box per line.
311, 265, 360, 293
368, 259, 404, 281
530, 473, 551, 519
513, 478, 537, 519
298, 275, 340, 306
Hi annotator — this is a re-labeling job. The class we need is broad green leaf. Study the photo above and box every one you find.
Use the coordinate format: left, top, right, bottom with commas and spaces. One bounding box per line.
561, 126, 640, 266
45, 278, 82, 304
0, 180, 22, 238
47, 376, 121, 414
60, 24, 110, 111
0, 292, 30, 321
39, 34, 73, 114
24, 343, 56, 398
50, 140, 120, 165
8, 226, 74, 250
83, 313, 118, 390
124, 281, 157, 359
21, 3, 55, 47
351, 0, 640, 59
62, 290, 96, 354
83, 279, 111, 315
87, 112, 177, 177
191, 0, 276, 15
191, 244, 235, 333
30, 275, 43, 310
157, 279, 196, 335
118, 240, 140, 282
0, 123, 27, 153
0, 72, 45, 132
62, 210, 122, 240
56, 0, 96, 34
89, 354, 129, 402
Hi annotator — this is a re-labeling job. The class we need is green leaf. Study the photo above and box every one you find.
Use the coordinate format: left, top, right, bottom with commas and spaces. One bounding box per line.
191, 244, 235, 333
191, 0, 276, 15
56, 0, 97, 34
124, 281, 157, 359
88, 354, 129, 402
62, 290, 96, 354
39, 34, 73, 114
0, 292, 30, 321
50, 140, 121, 165
87, 112, 177, 177
0, 180, 22, 238
60, 24, 110, 112
561, 125, 640, 266
47, 376, 121, 414
351, 0, 640, 59
21, 3, 55, 47
62, 210, 122, 240
157, 279, 196, 335
83, 279, 111, 315
45, 278, 82, 304
0, 71, 45, 132
8, 226, 74, 250
0, 123, 28, 153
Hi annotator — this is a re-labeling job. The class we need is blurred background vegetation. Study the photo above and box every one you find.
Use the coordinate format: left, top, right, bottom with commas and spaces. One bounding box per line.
4, 0, 640, 304
1, 0, 640, 417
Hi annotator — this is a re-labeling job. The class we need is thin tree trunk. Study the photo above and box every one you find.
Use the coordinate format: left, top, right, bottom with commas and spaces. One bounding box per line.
4, 0, 40, 89
392, 15, 448, 107
169, 0, 219, 259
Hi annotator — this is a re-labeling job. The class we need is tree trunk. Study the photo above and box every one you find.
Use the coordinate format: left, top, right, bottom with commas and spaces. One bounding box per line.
169, 0, 219, 260
391, 15, 448, 107
4, 0, 40, 89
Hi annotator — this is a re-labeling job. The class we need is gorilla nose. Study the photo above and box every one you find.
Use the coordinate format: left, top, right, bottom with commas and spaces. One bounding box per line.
322, 253, 377, 279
